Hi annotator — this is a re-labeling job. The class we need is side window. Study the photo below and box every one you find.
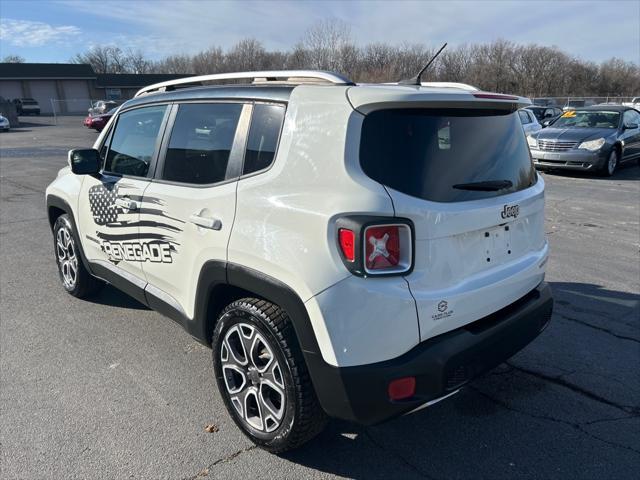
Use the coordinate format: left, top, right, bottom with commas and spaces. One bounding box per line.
243, 104, 285, 175
623, 110, 640, 126
518, 110, 531, 125
104, 105, 167, 177
99, 126, 114, 164
162, 103, 243, 185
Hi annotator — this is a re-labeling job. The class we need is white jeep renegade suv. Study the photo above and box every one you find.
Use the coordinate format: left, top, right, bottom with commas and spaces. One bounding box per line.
46, 71, 553, 452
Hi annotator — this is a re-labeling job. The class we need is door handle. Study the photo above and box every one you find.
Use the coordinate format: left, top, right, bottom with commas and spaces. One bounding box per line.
189, 214, 222, 230
115, 197, 138, 210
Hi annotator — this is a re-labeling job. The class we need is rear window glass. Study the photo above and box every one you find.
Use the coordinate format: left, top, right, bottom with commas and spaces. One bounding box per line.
359, 109, 536, 203
243, 104, 285, 175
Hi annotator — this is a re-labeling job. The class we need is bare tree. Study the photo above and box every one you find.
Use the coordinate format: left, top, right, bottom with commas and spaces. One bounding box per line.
66, 30, 639, 96
2, 54, 25, 63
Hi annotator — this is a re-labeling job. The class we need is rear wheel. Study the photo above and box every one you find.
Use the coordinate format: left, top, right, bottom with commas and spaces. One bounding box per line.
599, 149, 618, 177
212, 298, 326, 452
53, 214, 103, 298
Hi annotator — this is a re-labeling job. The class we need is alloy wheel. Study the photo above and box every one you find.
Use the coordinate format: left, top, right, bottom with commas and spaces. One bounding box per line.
220, 323, 286, 433
56, 226, 78, 289
608, 151, 618, 175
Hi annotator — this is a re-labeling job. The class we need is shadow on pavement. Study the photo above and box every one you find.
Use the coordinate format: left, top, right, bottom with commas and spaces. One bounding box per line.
87, 284, 150, 310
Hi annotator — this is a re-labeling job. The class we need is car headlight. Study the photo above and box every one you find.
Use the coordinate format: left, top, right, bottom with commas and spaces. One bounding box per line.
578, 138, 605, 151
527, 135, 538, 148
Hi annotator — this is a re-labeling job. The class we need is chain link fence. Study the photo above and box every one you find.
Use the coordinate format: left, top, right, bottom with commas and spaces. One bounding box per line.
529, 96, 639, 108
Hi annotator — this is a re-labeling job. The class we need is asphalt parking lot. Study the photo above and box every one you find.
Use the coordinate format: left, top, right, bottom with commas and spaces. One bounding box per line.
1, 116, 639, 479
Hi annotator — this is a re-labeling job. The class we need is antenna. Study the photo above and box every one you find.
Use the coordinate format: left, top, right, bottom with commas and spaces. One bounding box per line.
398, 43, 448, 86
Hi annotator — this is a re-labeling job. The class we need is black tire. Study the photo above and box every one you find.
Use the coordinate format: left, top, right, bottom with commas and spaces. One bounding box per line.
53, 214, 103, 298
599, 149, 619, 177
212, 298, 326, 452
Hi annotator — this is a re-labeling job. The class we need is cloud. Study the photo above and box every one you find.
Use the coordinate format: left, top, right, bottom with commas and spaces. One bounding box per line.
0, 19, 81, 47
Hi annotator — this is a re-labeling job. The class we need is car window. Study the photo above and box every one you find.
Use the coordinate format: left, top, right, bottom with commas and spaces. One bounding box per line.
623, 110, 640, 126
360, 109, 536, 203
518, 110, 531, 124
553, 110, 620, 129
243, 104, 285, 175
162, 103, 243, 185
104, 105, 167, 177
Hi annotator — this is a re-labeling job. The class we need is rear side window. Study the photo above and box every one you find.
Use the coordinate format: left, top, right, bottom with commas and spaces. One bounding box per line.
104, 105, 167, 177
360, 109, 536, 203
243, 104, 285, 175
518, 110, 531, 124
162, 103, 242, 185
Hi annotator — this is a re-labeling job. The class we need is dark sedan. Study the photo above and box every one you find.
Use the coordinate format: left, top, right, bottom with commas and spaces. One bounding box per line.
83, 108, 117, 132
526, 106, 563, 127
528, 106, 640, 176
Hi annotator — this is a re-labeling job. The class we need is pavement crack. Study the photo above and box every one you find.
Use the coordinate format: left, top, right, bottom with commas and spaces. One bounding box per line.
182, 445, 256, 480
362, 428, 437, 480
471, 387, 640, 456
558, 313, 640, 344
506, 362, 640, 415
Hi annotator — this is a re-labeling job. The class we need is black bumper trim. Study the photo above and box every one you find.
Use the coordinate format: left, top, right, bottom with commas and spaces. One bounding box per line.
307, 282, 553, 425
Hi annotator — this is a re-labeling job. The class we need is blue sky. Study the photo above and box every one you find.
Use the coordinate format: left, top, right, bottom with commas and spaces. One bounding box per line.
1, 0, 638, 63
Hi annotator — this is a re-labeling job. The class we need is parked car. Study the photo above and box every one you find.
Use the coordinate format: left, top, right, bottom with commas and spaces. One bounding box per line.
528, 106, 640, 176
519, 108, 542, 135
46, 70, 553, 452
13, 98, 40, 115
623, 97, 640, 108
88, 100, 118, 116
527, 106, 563, 127
0, 114, 10, 131
83, 108, 116, 132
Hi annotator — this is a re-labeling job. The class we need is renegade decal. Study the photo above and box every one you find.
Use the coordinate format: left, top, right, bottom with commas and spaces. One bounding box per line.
500, 204, 520, 219
101, 240, 173, 263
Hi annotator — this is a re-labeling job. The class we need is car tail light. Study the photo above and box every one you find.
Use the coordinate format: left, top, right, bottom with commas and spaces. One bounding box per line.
473, 92, 520, 101
338, 228, 355, 262
335, 218, 414, 277
388, 377, 416, 401
363, 223, 412, 274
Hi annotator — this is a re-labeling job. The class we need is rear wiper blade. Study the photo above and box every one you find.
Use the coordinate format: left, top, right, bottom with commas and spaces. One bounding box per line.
452, 180, 513, 191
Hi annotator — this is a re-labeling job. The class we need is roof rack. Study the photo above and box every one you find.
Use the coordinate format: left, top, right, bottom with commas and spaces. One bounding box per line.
135, 70, 354, 97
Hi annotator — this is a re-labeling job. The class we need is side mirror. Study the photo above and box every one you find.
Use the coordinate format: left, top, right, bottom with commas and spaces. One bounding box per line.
68, 148, 101, 175
624, 123, 638, 130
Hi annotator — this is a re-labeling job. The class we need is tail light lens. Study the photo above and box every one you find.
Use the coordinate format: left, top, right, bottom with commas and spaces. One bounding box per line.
335, 217, 413, 277
388, 377, 416, 401
338, 228, 355, 262
364, 224, 412, 274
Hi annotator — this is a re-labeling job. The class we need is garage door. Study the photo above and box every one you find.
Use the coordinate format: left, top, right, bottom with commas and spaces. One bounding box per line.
62, 80, 91, 114
29, 81, 58, 114
0, 81, 23, 101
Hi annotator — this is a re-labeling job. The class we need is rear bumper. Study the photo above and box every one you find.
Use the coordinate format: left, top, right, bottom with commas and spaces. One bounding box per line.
530, 148, 608, 170
307, 282, 553, 425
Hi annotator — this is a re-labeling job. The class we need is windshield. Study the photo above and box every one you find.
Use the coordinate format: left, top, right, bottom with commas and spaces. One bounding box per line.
360, 109, 536, 203
552, 111, 620, 129
527, 108, 545, 120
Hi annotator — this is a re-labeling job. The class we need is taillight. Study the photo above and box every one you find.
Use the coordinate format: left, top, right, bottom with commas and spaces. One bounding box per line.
338, 228, 355, 262
388, 377, 416, 401
335, 217, 413, 277
472, 92, 520, 101
363, 223, 412, 274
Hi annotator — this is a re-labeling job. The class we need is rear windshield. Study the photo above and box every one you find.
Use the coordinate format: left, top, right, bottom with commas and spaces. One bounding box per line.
359, 109, 536, 203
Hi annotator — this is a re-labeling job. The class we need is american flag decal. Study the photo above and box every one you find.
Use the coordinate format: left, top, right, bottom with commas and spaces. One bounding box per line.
88, 183, 121, 225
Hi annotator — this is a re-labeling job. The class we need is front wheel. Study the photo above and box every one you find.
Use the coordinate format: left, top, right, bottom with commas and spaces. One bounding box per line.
212, 298, 326, 452
53, 214, 103, 298
599, 149, 618, 177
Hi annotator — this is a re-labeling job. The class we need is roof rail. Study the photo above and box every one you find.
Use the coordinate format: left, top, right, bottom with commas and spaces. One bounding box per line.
135, 70, 354, 97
